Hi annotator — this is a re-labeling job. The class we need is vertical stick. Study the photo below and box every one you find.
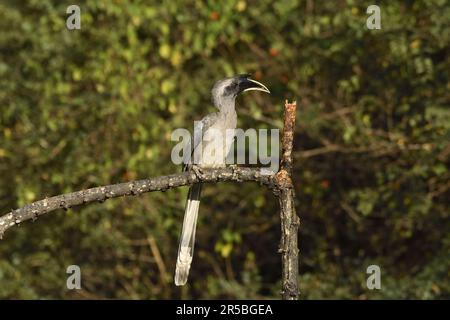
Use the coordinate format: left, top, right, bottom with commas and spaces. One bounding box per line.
276, 100, 300, 300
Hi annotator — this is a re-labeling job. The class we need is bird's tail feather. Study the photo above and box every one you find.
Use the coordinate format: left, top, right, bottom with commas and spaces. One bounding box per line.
175, 183, 202, 286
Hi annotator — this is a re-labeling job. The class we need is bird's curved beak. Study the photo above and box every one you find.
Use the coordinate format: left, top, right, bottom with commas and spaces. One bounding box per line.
238, 77, 270, 94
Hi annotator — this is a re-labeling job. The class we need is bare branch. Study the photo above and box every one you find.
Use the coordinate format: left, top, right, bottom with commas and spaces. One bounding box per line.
275, 100, 300, 300
0, 167, 276, 239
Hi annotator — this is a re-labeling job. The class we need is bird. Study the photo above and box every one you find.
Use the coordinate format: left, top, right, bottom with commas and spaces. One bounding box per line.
175, 74, 270, 286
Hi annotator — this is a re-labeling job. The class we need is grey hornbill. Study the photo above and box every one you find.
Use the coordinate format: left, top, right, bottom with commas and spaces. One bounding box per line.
175, 74, 270, 286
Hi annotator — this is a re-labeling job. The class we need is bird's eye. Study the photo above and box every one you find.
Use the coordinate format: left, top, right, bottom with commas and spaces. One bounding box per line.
223, 83, 237, 96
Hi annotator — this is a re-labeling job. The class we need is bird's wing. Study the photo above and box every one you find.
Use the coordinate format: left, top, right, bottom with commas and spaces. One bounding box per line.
183, 112, 219, 171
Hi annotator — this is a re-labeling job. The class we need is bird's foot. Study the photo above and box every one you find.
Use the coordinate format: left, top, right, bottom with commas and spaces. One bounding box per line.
191, 165, 205, 180
227, 164, 240, 174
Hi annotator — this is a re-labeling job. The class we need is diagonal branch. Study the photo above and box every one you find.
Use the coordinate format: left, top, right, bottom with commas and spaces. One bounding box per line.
0, 167, 276, 239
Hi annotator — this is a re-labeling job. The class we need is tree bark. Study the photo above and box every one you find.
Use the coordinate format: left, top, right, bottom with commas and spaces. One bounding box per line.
0, 167, 275, 238
275, 101, 300, 300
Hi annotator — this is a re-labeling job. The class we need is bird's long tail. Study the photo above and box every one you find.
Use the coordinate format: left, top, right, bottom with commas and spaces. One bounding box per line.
175, 183, 202, 286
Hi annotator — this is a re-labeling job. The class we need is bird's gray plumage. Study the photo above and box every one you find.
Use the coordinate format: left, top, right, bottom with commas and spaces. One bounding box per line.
175, 74, 270, 286
182, 112, 219, 172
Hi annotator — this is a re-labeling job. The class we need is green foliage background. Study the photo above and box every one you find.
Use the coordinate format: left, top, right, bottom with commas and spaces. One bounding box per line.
0, 0, 449, 299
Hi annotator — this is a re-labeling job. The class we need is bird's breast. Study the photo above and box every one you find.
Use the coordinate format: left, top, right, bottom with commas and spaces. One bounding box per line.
196, 112, 237, 167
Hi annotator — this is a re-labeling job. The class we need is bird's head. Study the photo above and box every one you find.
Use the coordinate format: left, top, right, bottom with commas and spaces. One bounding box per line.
211, 74, 270, 109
